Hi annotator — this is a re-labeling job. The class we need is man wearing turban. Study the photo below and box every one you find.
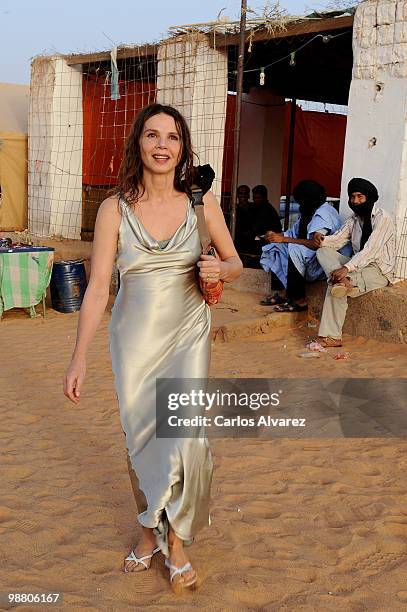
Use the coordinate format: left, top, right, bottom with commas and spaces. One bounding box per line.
314, 178, 395, 347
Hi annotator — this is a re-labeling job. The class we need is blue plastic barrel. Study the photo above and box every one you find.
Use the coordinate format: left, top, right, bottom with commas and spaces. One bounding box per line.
50, 259, 87, 313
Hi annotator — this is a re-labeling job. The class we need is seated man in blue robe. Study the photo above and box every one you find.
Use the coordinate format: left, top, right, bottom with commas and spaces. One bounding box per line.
260, 180, 350, 311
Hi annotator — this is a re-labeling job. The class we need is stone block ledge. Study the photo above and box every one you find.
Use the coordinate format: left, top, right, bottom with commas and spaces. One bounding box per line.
227, 268, 407, 344
306, 280, 407, 344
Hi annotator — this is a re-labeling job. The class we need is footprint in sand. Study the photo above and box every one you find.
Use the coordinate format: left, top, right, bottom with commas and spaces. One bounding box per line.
4, 465, 35, 479
13, 519, 42, 534
35, 439, 57, 450
349, 502, 386, 521
49, 478, 72, 489
324, 510, 349, 528
397, 592, 407, 603
269, 481, 288, 494
325, 572, 362, 596
324, 502, 385, 528
242, 500, 282, 520
376, 521, 407, 539
356, 463, 381, 476
337, 541, 407, 576
17, 414, 43, 425
284, 567, 317, 583
38, 500, 78, 517
0, 506, 14, 523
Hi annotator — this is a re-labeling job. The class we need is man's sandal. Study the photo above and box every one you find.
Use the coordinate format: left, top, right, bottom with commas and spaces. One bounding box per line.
317, 336, 343, 348
260, 292, 286, 306
165, 558, 199, 593
274, 301, 308, 312
123, 546, 160, 573
331, 283, 359, 298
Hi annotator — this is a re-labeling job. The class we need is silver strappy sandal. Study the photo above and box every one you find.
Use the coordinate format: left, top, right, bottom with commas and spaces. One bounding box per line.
123, 546, 160, 573
165, 558, 199, 592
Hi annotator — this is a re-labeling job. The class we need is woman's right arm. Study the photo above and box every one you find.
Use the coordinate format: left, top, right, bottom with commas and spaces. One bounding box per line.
63, 197, 121, 403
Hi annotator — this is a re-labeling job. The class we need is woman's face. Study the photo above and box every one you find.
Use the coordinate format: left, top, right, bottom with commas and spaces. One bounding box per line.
139, 113, 182, 175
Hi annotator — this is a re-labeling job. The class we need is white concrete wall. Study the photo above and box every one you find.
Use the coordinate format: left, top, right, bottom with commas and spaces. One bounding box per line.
29, 57, 83, 239
238, 88, 285, 208
156, 34, 228, 200
342, 0, 407, 279
341, 77, 407, 220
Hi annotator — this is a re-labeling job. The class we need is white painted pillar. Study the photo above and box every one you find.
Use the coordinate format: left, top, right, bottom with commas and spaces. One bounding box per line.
156, 34, 228, 200
341, 0, 407, 279
29, 57, 83, 239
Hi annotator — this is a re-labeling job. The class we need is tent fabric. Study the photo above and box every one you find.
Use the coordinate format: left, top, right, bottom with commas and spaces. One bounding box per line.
0, 83, 29, 232
222, 96, 346, 199
0, 83, 29, 133
280, 103, 347, 197
82, 76, 156, 186
0, 132, 28, 231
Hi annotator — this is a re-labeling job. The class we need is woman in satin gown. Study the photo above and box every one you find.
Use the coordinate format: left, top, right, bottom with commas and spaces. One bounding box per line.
64, 103, 242, 591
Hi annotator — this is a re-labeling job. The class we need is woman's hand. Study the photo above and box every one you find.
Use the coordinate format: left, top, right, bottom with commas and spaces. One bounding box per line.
201, 190, 243, 283
63, 356, 86, 404
197, 254, 221, 284
265, 231, 285, 244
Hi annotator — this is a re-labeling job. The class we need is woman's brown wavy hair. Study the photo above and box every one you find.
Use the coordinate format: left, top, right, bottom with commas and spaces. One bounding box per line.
116, 103, 195, 207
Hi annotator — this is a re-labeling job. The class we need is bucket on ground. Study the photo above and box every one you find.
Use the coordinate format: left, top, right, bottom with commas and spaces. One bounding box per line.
50, 259, 87, 313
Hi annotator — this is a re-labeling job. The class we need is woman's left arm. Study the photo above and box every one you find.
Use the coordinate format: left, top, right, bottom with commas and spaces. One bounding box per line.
198, 191, 243, 283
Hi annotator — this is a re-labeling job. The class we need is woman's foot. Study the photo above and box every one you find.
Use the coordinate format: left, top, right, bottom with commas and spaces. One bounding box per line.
167, 530, 198, 591
167, 545, 197, 586
124, 527, 159, 573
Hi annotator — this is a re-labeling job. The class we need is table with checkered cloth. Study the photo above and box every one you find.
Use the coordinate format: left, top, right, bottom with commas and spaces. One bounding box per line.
0, 247, 54, 317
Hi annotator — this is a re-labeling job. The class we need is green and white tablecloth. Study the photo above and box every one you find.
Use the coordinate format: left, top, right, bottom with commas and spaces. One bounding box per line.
0, 248, 54, 316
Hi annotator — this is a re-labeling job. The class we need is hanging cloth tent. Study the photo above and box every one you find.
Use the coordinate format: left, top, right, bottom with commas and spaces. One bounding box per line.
0, 83, 29, 232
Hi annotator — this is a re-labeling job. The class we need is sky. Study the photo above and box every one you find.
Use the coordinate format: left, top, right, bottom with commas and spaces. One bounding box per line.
0, 0, 326, 84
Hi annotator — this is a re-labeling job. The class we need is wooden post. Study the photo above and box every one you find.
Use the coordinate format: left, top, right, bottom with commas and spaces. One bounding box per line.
284, 97, 297, 231
230, 0, 247, 240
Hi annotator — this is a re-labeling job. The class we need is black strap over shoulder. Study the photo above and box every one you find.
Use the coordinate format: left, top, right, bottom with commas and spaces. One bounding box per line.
191, 185, 204, 207
189, 164, 215, 255
191, 184, 211, 254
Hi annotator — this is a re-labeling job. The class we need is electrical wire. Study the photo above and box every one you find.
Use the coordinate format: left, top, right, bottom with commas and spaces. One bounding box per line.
239, 30, 351, 75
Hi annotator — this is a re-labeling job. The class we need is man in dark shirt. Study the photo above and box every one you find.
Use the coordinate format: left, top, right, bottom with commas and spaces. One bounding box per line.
252, 185, 282, 236
235, 184, 253, 253
251, 185, 282, 263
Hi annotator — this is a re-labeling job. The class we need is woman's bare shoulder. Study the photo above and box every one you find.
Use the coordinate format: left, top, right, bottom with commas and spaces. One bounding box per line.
202, 190, 222, 220
98, 194, 121, 213
202, 190, 219, 205
95, 196, 122, 233
96, 195, 122, 224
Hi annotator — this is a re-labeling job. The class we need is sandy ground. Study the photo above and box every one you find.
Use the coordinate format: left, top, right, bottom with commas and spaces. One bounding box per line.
1, 303, 407, 611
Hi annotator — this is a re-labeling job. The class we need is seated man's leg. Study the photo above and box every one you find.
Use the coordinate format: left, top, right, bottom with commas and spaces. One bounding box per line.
317, 247, 350, 278
271, 271, 285, 291
286, 256, 306, 303
318, 263, 389, 342
318, 284, 348, 341
346, 263, 389, 296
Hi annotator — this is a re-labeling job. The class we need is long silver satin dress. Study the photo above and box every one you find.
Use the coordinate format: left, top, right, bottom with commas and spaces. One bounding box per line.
109, 196, 213, 557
